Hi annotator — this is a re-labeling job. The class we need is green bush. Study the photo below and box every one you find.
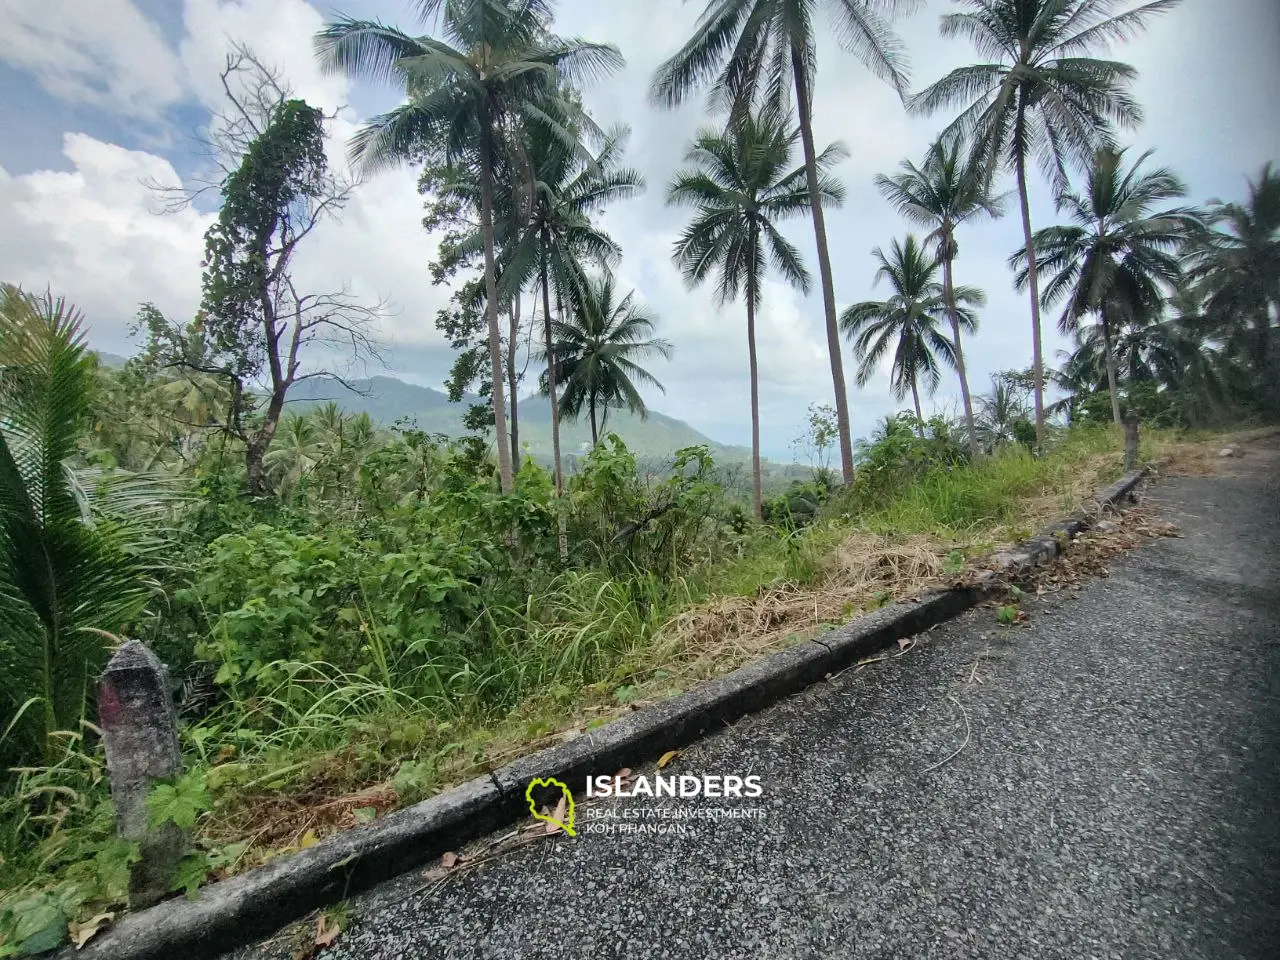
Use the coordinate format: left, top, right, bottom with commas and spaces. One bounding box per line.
566, 437, 723, 580
842, 414, 970, 512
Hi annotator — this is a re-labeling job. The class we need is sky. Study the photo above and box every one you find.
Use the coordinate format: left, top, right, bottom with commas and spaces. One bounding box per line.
1, 0, 1277, 459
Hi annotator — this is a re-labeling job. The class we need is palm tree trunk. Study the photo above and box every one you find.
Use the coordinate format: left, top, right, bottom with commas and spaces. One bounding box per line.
943, 250, 979, 457
1101, 308, 1123, 425
540, 245, 564, 494
1256, 304, 1271, 385
508, 298, 520, 473
1013, 111, 1046, 454
589, 392, 599, 446
910, 376, 924, 437
478, 132, 514, 493
745, 258, 763, 522
792, 51, 854, 486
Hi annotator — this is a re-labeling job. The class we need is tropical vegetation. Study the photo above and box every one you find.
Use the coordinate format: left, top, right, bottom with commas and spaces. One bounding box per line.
1, 0, 1277, 953
875, 137, 1004, 453
652, 0, 919, 484
910, 0, 1181, 448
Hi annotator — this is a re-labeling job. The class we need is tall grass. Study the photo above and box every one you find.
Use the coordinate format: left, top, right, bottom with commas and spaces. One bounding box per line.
850, 426, 1124, 539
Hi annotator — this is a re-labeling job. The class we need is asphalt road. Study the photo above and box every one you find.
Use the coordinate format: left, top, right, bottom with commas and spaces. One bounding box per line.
248, 453, 1280, 960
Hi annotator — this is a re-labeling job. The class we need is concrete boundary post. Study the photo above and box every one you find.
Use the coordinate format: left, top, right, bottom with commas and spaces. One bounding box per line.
99, 640, 184, 909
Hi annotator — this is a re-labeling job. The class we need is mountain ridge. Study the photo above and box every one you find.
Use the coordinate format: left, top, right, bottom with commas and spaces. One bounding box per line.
285, 373, 756, 462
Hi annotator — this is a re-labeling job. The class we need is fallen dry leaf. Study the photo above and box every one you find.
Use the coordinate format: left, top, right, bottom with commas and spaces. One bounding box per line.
70, 913, 114, 949
314, 915, 342, 949
615, 767, 632, 780
299, 829, 320, 850
441, 851, 460, 869
656, 750, 681, 769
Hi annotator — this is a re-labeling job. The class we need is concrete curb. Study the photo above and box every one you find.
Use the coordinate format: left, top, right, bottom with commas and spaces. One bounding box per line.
70, 470, 1147, 960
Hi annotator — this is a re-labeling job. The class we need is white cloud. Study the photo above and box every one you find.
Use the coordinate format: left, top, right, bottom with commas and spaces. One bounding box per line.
0, 0, 454, 378
0, 0, 186, 120
0, 134, 207, 346
0, 129, 452, 375
178, 0, 351, 115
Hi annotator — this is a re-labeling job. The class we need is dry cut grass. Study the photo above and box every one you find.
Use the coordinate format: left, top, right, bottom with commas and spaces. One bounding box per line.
655, 534, 945, 682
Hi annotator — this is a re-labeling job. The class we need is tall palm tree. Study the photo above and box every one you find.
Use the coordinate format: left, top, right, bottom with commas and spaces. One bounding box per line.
317, 0, 623, 492
910, 0, 1180, 449
875, 136, 1004, 454
840, 235, 983, 435
0, 286, 175, 766
651, 0, 918, 485
550, 272, 673, 444
506, 123, 645, 492
1010, 145, 1196, 424
667, 110, 845, 520
1190, 162, 1280, 408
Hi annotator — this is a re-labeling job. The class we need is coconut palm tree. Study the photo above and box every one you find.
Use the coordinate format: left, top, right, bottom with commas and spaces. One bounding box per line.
910, 0, 1180, 449
840, 235, 984, 436
666, 110, 845, 520
875, 136, 1004, 454
1058, 296, 1227, 421
505, 123, 644, 492
316, 0, 623, 492
651, 0, 918, 485
1189, 162, 1280, 409
976, 372, 1032, 444
0, 286, 176, 766
264, 412, 323, 498
549, 272, 673, 444
1009, 145, 1197, 424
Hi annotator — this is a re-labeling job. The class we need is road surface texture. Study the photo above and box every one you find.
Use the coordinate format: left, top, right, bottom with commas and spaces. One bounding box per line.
243, 449, 1280, 960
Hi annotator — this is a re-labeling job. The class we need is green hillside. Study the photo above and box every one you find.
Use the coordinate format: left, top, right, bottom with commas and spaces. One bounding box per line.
286, 374, 756, 463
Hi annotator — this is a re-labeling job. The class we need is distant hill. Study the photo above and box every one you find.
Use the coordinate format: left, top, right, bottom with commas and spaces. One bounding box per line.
93, 352, 798, 471
95, 351, 130, 369
286, 374, 757, 464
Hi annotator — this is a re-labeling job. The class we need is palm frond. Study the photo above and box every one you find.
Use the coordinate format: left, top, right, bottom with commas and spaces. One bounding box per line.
0, 287, 174, 764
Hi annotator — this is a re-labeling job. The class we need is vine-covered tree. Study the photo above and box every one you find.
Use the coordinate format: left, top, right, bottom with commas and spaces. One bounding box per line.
144, 50, 384, 495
